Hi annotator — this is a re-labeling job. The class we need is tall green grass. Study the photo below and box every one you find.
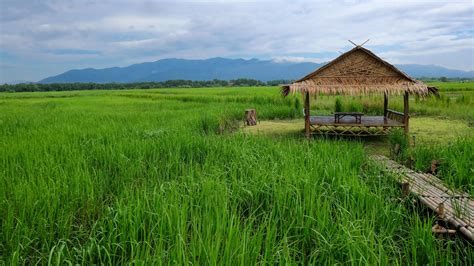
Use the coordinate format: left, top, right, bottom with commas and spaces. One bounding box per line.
411, 138, 474, 196
1, 86, 473, 264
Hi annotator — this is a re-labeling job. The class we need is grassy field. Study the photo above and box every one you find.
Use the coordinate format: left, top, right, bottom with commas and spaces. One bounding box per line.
1, 83, 473, 264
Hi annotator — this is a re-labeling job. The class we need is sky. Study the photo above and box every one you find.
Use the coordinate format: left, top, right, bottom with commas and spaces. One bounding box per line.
0, 0, 473, 83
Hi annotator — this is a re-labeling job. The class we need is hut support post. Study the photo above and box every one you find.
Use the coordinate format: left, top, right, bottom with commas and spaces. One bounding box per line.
403, 91, 409, 134
304, 92, 311, 138
383, 92, 388, 117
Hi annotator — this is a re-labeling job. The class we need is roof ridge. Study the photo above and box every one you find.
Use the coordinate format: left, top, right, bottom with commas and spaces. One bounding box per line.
296, 46, 416, 83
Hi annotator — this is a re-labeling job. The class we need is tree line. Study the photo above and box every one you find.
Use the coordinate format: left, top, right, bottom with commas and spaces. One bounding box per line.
3, 77, 471, 92
418, 77, 474, 82
0, 79, 294, 92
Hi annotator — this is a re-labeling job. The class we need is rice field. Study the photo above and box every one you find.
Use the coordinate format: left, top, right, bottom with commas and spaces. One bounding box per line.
1, 84, 473, 264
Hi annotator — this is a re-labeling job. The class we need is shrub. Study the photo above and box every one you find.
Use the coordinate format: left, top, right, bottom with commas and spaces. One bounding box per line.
294, 97, 301, 112
348, 102, 363, 112
335, 97, 343, 112
198, 113, 240, 135
362, 100, 370, 114
217, 115, 240, 134
198, 114, 219, 135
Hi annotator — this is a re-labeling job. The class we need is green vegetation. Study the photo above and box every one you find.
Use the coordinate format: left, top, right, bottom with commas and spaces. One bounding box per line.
306, 88, 473, 121
411, 138, 473, 196
388, 128, 409, 161
1, 83, 473, 264
335, 97, 343, 112
0, 79, 293, 92
428, 81, 474, 91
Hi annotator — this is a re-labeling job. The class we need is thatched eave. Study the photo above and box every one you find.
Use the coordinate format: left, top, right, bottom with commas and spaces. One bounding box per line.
282, 46, 430, 97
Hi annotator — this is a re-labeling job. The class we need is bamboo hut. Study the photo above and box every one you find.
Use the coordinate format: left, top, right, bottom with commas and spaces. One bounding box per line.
282, 45, 436, 137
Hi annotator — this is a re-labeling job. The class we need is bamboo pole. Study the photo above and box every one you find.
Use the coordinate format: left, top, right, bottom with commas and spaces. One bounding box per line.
432, 224, 456, 235
404, 91, 409, 134
304, 91, 311, 139
384, 164, 474, 213
423, 197, 474, 236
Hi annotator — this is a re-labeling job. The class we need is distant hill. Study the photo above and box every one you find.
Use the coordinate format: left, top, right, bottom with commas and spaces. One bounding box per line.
395, 64, 474, 79
5, 80, 34, 85
39, 58, 474, 83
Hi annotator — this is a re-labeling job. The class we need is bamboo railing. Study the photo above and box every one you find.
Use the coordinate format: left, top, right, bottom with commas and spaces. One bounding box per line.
386, 109, 404, 123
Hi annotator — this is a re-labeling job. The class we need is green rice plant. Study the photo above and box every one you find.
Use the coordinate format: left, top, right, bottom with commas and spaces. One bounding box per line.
198, 113, 219, 135
0, 85, 473, 264
455, 94, 471, 104
217, 115, 240, 134
388, 128, 409, 161
412, 138, 473, 195
293, 97, 301, 112
445, 96, 451, 107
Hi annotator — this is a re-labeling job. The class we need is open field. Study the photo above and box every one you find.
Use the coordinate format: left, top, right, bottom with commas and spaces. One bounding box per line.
1, 83, 473, 264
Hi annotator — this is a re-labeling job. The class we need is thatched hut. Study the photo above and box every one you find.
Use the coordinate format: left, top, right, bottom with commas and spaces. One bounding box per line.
282, 46, 435, 137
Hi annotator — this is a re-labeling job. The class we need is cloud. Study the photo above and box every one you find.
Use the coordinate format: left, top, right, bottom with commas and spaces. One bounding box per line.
0, 0, 473, 83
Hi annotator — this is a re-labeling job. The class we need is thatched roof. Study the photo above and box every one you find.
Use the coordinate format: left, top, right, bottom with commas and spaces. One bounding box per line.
282, 46, 430, 96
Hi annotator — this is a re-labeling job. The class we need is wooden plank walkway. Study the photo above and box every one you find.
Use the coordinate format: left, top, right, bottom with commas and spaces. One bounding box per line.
372, 155, 473, 241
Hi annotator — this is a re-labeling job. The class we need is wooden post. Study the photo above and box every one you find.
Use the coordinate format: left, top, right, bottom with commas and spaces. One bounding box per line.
403, 91, 409, 134
244, 109, 257, 126
402, 182, 410, 198
430, 160, 440, 175
383, 92, 388, 117
438, 202, 445, 219
304, 91, 310, 138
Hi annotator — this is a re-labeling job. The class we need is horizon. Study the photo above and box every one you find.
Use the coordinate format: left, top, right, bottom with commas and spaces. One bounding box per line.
53, 56, 474, 76
4, 55, 474, 84
1, 0, 473, 83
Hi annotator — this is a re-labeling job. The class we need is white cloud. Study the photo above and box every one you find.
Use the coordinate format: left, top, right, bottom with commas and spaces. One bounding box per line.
272, 56, 329, 64
0, 0, 473, 82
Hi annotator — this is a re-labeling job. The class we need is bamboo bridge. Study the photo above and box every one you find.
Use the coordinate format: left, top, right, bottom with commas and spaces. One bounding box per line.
373, 155, 473, 241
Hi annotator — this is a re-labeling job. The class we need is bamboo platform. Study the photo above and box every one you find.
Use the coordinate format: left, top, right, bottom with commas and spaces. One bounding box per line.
310, 116, 403, 127
309, 116, 404, 136
372, 155, 473, 241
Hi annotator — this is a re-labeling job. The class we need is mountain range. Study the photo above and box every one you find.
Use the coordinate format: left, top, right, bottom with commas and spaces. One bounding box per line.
40, 57, 474, 83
